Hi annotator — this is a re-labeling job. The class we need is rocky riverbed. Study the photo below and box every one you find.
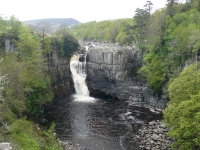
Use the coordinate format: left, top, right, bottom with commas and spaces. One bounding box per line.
135, 120, 174, 150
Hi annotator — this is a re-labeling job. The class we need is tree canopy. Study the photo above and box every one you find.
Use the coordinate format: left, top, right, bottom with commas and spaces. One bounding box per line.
68, 19, 134, 45
163, 63, 200, 150
0, 16, 74, 149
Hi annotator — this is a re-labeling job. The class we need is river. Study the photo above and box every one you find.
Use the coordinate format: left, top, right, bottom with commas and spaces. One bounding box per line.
43, 54, 162, 150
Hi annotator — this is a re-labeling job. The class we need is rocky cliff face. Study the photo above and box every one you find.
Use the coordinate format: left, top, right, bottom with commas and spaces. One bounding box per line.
48, 50, 75, 97
5, 39, 15, 52
4, 38, 75, 98
84, 42, 167, 109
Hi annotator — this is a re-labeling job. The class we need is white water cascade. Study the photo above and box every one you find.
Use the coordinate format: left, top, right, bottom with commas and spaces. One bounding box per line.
70, 54, 95, 102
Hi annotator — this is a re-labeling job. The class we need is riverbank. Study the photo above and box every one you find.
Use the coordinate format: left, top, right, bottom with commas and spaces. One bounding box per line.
125, 120, 174, 150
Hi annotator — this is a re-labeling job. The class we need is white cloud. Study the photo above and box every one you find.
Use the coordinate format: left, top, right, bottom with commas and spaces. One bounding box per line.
0, 0, 167, 23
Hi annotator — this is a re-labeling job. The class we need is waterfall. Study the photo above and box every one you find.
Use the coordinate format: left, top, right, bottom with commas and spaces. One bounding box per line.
70, 54, 94, 102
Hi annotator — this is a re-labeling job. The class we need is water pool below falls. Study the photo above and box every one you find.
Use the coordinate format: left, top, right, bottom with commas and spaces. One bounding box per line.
44, 54, 162, 150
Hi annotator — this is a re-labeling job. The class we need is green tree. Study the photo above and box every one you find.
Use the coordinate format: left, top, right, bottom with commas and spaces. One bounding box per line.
133, 8, 149, 44
63, 33, 79, 57
163, 62, 200, 150
68, 19, 133, 45
17, 26, 40, 60
15, 25, 52, 116
5, 16, 22, 41
144, 1, 153, 17
0, 17, 63, 149
167, 0, 179, 7
0, 62, 6, 102
0, 55, 28, 115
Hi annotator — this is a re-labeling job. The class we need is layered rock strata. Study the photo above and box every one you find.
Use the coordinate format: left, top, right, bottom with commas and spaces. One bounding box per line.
48, 50, 75, 97
84, 42, 167, 109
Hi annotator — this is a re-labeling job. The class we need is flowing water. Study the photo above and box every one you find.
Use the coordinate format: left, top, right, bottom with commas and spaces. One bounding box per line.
44, 54, 162, 150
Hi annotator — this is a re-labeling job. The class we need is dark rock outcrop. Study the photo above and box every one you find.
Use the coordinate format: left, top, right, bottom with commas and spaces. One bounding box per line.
48, 50, 75, 98
84, 42, 167, 109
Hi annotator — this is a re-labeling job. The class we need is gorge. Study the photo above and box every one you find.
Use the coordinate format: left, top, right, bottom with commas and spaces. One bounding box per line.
43, 41, 170, 150
4, 37, 171, 149
1, 2, 200, 148
49, 41, 167, 108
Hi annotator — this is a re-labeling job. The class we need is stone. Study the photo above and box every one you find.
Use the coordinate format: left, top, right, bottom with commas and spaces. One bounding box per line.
83, 41, 167, 109
49, 49, 75, 97
0, 143, 12, 150
156, 145, 160, 149
107, 52, 113, 64
136, 120, 173, 150
150, 140, 154, 144
154, 129, 158, 133
160, 123, 166, 128
152, 134, 159, 140
149, 121, 156, 126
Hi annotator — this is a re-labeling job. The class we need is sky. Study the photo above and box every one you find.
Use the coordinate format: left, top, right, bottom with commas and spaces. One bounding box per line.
0, 0, 167, 23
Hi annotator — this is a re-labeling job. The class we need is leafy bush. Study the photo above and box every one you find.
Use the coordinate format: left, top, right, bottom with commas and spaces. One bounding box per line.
163, 63, 200, 150
68, 19, 134, 45
8, 119, 62, 150
9, 119, 41, 150
63, 33, 79, 57
52, 33, 79, 58
0, 16, 63, 149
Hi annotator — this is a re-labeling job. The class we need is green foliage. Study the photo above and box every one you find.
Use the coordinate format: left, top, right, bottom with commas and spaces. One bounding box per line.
51, 36, 64, 57
0, 22, 53, 115
43, 36, 51, 54
133, 8, 149, 44
17, 26, 40, 59
52, 31, 79, 58
68, 19, 134, 45
163, 63, 200, 150
0, 55, 28, 115
3, 16, 22, 41
42, 123, 63, 150
116, 32, 130, 45
0, 64, 6, 102
26, 76, 53, 116
12, 25, 53, 116
137, 0, 200, 94
9, 118, 41, 150
139, 30, 174, 93
8, 119, 62, 150
0, 16, 6, 39
0, 17, 64, 149
190, 0, 200, 10
63, 33, 79, 57
0, 50, 52, 117
0, 16, 21, 51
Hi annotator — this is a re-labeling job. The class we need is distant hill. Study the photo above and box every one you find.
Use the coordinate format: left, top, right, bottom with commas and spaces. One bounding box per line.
23, 18, 81, 32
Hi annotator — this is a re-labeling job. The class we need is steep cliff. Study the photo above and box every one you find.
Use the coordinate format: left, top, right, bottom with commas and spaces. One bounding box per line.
4, 39, 15, 52
4, 38, 75, 98
84, 42, 167, 109
48, 50, 75, 98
